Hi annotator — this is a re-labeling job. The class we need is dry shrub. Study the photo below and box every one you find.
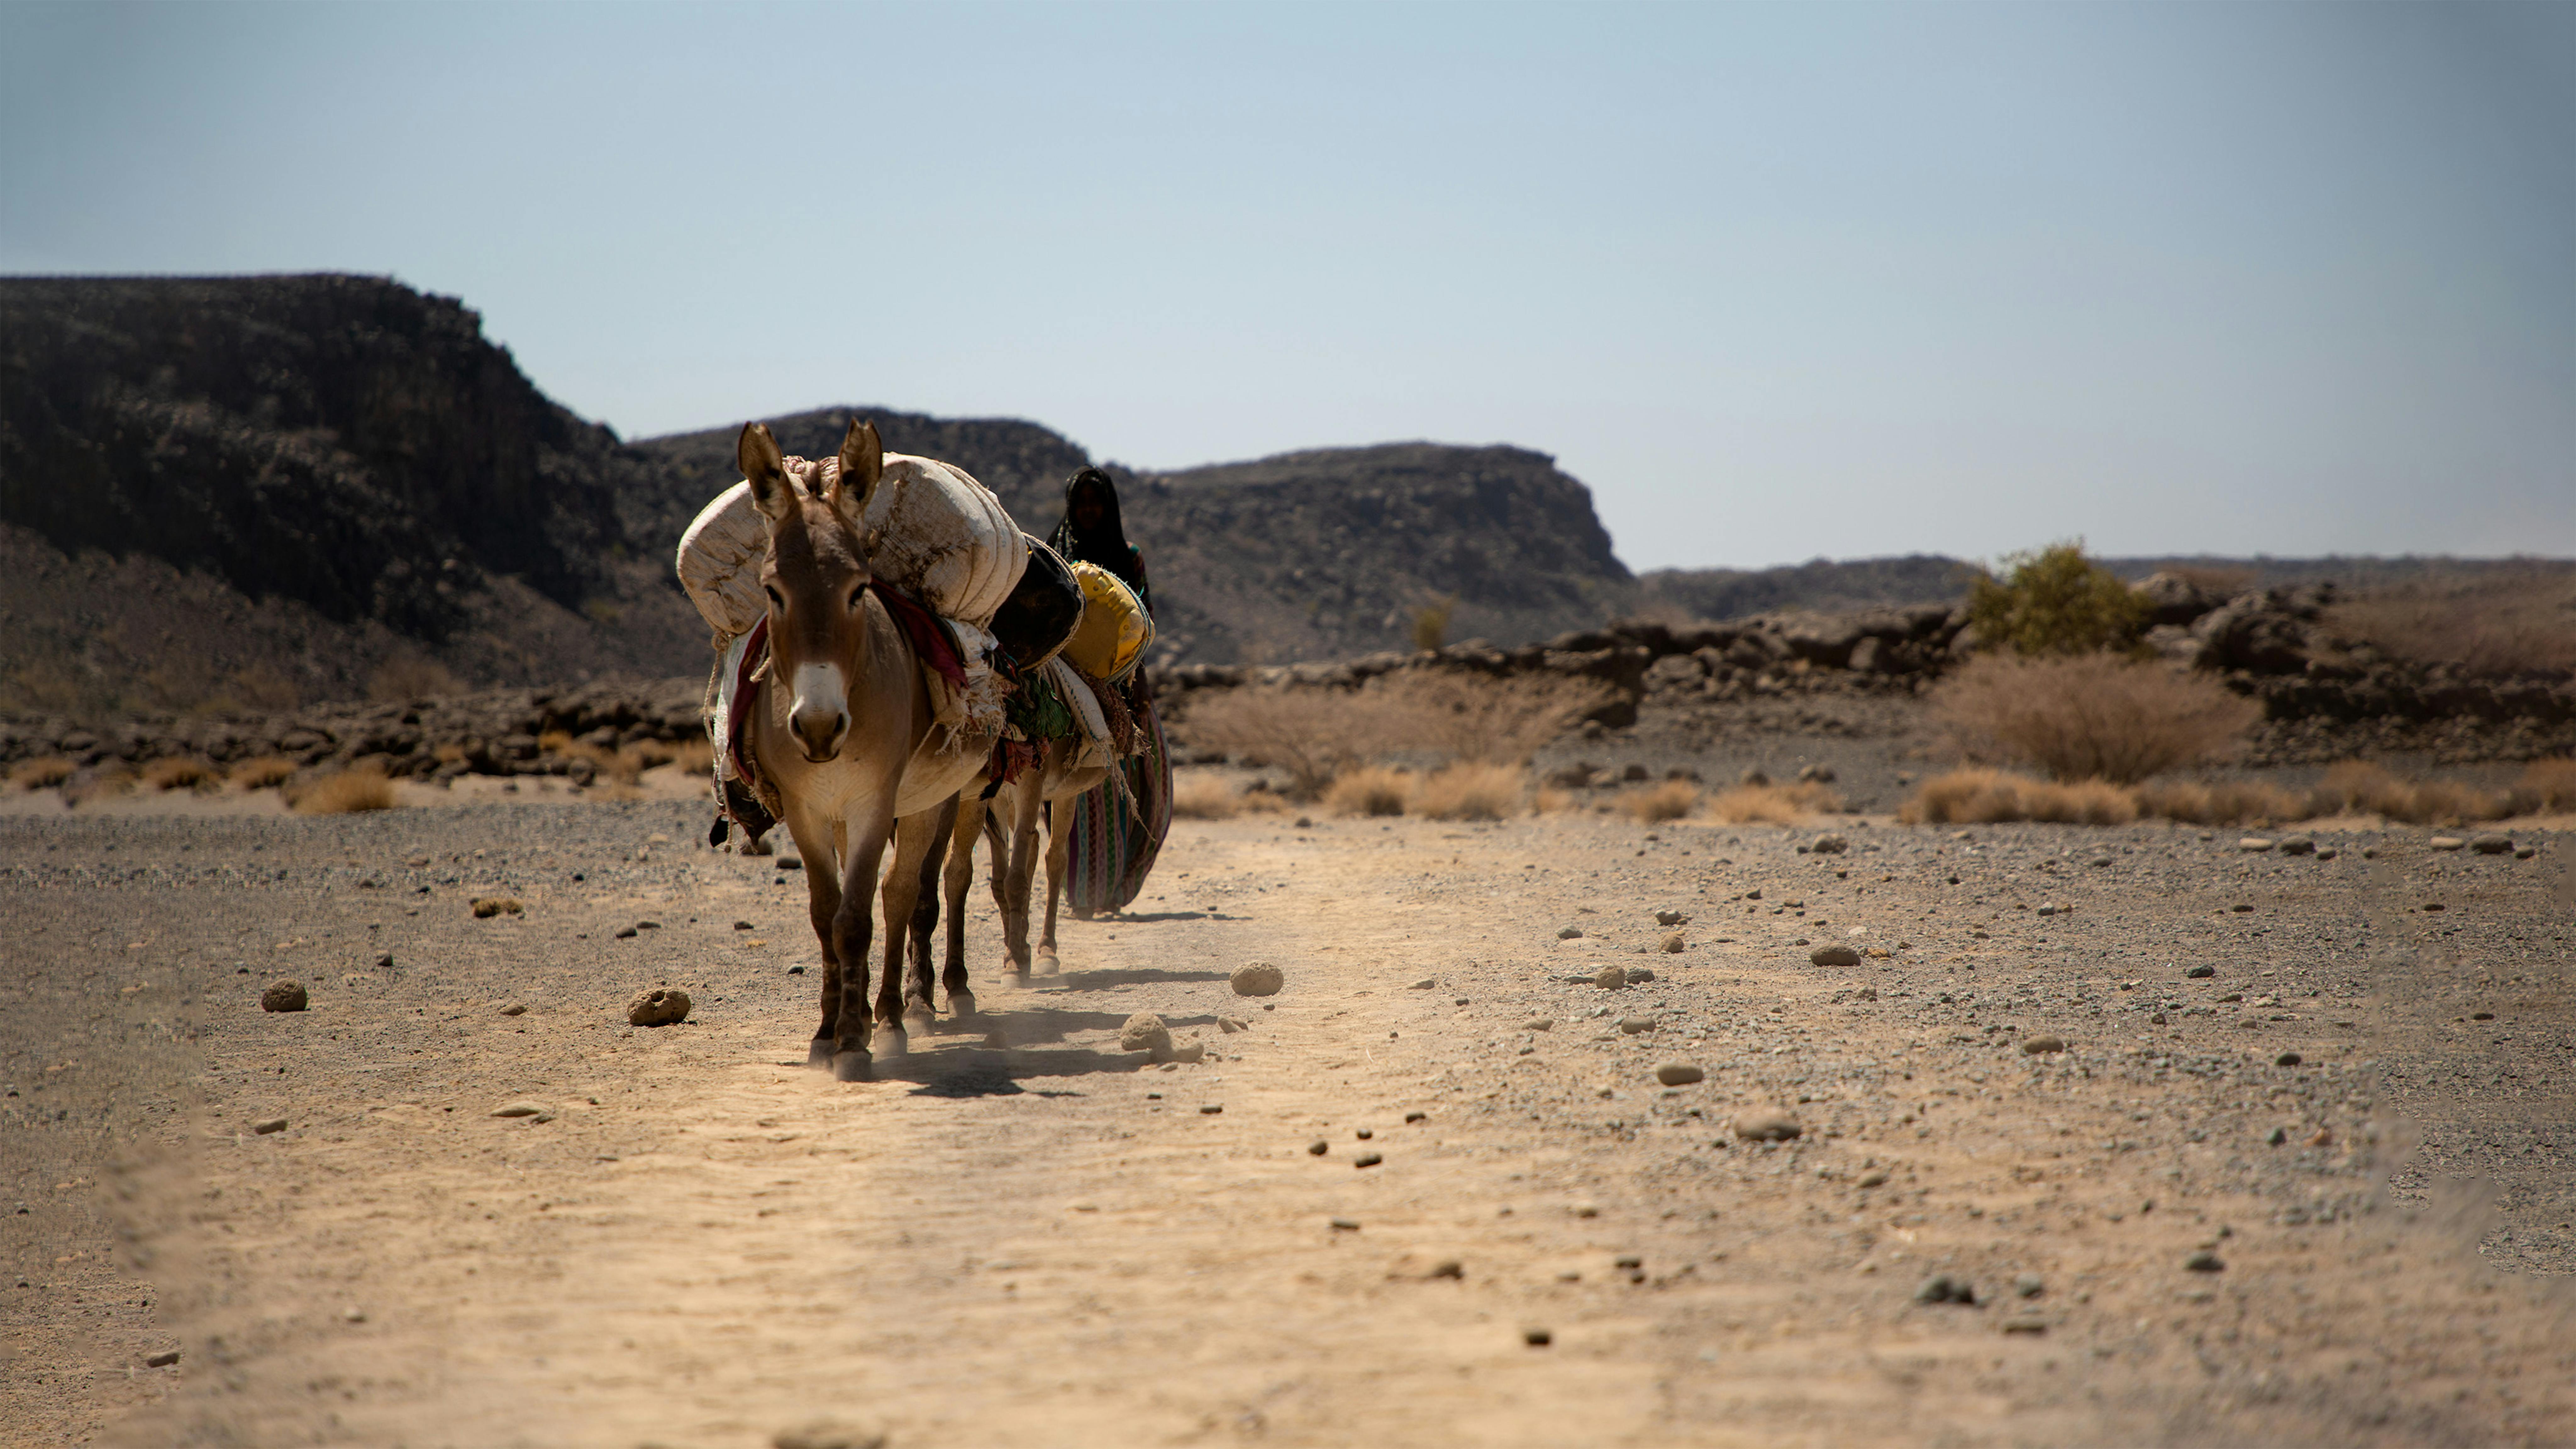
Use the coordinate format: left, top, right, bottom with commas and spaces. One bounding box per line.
2523, 758, 2576, 811
1377, 672, 1615, 766
141, 757, 220, 792
1412, 594, 1455, 652
1965, 541, 2149, 655
432, 742, 469, 765
1935, 652, 2256, 784
1239, 788, 1292, 815
537, 729, 575, 753
12, 757, 76, 790
1178, 672, 1612, 797
229, 755, 299, 790
1617, 780, 1700, 823
1413, 763, 1523, 821
289, 766, 397, 815
2134, 779, 2309, 828
2328, 569, 2576, 675
369, 654, 464, 702
1179, 687, 1371, 798
2306, 760, 2511, 825
1706, 781, 1841, 824
1325, 766, 1411, 817
1171, 772, 1243, 820
62, 764, 136, 808
1533, 785, 1576, 813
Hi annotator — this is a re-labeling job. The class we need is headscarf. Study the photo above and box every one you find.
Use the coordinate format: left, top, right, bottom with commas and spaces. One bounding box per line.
1048, 467, 1151, 618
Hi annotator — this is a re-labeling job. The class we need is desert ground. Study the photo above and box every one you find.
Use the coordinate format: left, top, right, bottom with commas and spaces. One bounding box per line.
4, 736, 2573, 1448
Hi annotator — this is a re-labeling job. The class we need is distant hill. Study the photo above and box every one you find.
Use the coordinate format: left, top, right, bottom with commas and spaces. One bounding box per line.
2, 274, 2562, 717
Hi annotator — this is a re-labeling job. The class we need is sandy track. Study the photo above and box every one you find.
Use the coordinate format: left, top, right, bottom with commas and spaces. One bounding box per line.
5, 799, 2573, 1446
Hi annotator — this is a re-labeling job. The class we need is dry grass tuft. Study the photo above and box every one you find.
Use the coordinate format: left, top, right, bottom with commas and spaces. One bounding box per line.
2304, 760, 2512, 825
288, 765, 398, 815
1533, 785, 1577, 814
1903, 769, 2137, 825
1170, 771, 1243, 820
1413, 763, 1524, 821
1704, 781, 1842, 824
1178, 687, 1372, 798
141, 756, 220, 792
2523, 758, 2576, 812
1239, 788, 1293, 815
2134, 779, 2311, 828
229, 755, 299, 790
368, 654, 464, 702
12, 757, 76, 791
1325, 766, 1412, 817
61, 764, 136, 808
1616, 780, 1700, 823
1935, 652, 2256, 784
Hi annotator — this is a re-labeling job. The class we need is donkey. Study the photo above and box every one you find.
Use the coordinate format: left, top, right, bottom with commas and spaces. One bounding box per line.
737, 419, 996, 1080
943, 737, 1109, 980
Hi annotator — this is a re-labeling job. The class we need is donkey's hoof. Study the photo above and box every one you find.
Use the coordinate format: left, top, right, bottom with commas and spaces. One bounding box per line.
902, 1007, 936, 1040
871, 1027, 910, 1063
1034, 951, 1061, 977
947, 989, 978, 1022
830, 1050, 873, 1083
806, 1037, 836, 1070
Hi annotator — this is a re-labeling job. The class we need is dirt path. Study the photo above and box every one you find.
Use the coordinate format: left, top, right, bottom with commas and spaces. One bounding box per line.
6, 799, 2573, 1446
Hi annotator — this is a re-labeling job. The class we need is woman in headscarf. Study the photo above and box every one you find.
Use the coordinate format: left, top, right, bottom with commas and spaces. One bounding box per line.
1045, 466, 1169, 918
1049, 467, 1152, 619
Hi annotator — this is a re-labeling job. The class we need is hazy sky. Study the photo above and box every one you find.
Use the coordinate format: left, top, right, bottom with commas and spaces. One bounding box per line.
5, 2, 2569, 571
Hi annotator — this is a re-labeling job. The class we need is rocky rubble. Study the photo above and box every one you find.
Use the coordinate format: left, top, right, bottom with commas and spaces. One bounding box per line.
0, 677, 704, 781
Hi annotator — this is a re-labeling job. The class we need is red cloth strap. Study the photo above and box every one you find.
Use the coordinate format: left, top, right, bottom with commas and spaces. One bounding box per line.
868, 580, 968, 691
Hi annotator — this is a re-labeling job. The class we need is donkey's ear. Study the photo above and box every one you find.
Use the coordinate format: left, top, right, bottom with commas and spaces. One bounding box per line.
836, 420, 883, 516
739, 423, 794, 523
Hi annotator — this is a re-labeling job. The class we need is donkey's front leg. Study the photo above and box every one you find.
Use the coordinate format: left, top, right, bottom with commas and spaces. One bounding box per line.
879, 808, 947, 1041
829, 823, 891, 1081
1000, 778, 1044, 974
798, 828, 847, 1070
941, 791, 985, 1019
1039, 795, 1074, 974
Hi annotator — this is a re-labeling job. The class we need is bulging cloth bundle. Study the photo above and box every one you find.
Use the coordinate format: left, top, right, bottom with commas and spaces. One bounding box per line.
677, 450, 1026, 751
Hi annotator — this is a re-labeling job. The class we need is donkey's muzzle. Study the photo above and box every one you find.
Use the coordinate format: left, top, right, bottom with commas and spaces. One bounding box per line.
790, 702, 848, 762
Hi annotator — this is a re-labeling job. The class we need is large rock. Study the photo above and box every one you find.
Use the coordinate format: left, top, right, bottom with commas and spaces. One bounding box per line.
1229, 963, 1285, 997
627, 988, 691, 1027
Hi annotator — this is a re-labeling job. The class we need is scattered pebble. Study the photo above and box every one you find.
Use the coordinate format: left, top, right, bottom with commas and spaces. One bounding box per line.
1654, 1063, 1705, 1086
251, 1117, 288, 1135
1427, 1260, 1464, 1280
1118, 1012, 1172, 1053
2185, 1250, 2225, 1273
1408, 977, 1436, 990
1810, 945, 1860, 968
1593, 963, 1629, 990
470, 897, 524, 919
1524, 1018, 1555, 1032
1654, 910, 1689, 926
2277, 836, 2315, 856
2238, 837, 2274, 852
1199, 1104, 1223, 1115
1558, 925, 1585, 941
1625, 967, 1655, 984
1618, 1016, 1657, 1035
1330, 1217, 1359, 1230
1915, 1274, 1976, 1305
1217, 1016, 1249, 1033
1356, 1128, 1373, 1140
1573, 1202, 1599, 1218
1811, 835, 1848, 854
1522, 1326, 1552, 1346
772, 1420, 888, 1449
1229, 963, 1285, 997
144, 1350, 180, 1368
2021, 1035, 2066, 1055
491, 1102, 544, 1118
2428, 836, 2465, 851
2002, 1317, 2048, 1335
1857, 1171, 1889, 1189
2275, 1052, 2302, 1067
2015, 1274, 2045, 1298
1404, 1111, 1427, 1123
1354, 1152, 1383, 1169
1659, 932, 1686, 953
260, 979, 308, 1013
2469, 834, 2513, 855
498, 1002, 527, 1017
1309, 1141, 1329, 1156
2186, 965, 2216, 979
627, 988, 691, 1027
1734, 1111, 1802, 1142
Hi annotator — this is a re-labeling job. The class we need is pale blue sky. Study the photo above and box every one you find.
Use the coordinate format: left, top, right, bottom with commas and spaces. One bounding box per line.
4, 2, 2568, 570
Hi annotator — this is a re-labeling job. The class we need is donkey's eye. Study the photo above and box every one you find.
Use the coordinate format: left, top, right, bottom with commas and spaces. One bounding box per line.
847, 587, 865, 611
764, 585, 785, 610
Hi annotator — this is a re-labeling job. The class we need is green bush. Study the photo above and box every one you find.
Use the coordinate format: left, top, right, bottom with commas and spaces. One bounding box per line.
1965, 542, 2147, 656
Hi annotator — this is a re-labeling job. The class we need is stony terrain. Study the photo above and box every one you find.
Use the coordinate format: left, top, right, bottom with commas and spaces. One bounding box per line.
3, 744, 2569, 1447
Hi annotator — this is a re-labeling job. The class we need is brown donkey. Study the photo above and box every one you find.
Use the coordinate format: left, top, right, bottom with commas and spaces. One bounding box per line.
941, 737, 1109, 981
737, 420, 996, 1080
